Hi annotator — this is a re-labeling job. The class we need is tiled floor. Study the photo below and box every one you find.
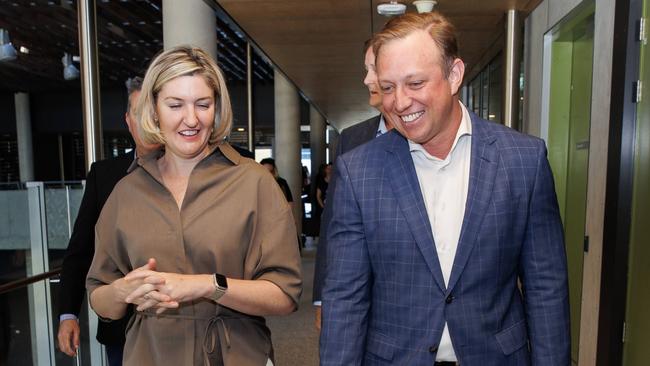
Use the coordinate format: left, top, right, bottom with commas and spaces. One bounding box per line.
267, 238, 320, 366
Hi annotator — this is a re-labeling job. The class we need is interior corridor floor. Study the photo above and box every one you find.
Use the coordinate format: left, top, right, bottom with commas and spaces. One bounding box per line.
267, 239, 320, 365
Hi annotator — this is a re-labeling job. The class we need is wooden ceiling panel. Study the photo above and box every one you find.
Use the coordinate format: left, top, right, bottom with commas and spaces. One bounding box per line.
219, 0, 541, 129
218, 0, 373, 129
0, 0, 543, 131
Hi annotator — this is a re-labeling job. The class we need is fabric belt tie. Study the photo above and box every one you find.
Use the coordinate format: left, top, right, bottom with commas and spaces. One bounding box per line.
138, 309, 250, 366
203, 315, 232, 366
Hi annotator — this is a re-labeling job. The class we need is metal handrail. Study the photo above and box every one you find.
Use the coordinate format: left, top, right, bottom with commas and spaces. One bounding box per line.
0, 267, 61, 295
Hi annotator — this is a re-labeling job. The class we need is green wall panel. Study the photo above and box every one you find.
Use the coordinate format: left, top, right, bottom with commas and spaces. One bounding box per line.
546, 7, 594, 363
623, 0, 650, 363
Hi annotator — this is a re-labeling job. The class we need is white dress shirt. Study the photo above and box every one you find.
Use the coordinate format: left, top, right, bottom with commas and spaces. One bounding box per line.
377, 114, 388, 136
408, 102, 472, 362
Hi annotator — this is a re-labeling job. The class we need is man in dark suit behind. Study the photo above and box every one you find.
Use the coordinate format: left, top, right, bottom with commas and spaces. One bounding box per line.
57, 77, 159, 365
312, 39, 392, 328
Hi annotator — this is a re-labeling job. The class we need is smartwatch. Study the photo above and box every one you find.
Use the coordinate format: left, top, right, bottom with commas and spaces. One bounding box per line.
208, 273, 228, 302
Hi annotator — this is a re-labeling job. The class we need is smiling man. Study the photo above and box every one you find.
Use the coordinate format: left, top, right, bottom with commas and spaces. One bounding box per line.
320, 12, 570, 366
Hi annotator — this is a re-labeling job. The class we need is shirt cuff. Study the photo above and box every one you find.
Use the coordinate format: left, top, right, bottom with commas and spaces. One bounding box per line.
59, 314, 78, 322
313, 301, 322, 306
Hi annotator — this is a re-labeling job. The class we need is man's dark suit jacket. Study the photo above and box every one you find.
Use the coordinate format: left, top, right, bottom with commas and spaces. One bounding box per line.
312, 115, 381, 302
58, 152, 134, 345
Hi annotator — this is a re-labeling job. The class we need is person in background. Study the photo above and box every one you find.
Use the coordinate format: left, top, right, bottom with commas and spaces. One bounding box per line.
315, 163, 332, 211
260, 157, 294, 205
312, 39, 393, 329
86, 46, 301, 366
57, 76, 158, 366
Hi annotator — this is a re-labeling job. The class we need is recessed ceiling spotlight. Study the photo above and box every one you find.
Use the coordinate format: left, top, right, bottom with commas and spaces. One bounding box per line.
377, 1, 406, 16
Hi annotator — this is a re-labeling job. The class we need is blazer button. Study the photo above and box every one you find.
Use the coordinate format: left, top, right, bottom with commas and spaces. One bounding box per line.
429, 345, 438, 353
445, 295, 454, 304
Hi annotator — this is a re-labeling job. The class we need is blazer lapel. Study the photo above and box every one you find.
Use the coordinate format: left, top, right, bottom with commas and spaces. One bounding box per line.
447, 115, 498, 292
385, 132, 447, 293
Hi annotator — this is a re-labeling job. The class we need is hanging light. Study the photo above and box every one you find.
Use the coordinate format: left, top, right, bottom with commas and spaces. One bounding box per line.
0, 29, 18, 62
62, 52, 80, 80
413, 0, 437, 13
377, 1, 406, 16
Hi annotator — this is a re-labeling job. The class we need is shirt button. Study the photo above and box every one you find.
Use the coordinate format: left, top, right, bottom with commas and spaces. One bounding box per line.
445, 295, 455, 304
429, 345, 438, 353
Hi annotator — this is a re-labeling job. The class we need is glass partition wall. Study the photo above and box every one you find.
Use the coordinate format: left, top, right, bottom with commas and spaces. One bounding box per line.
467, 54, 503, 123
0, 1, 87, 365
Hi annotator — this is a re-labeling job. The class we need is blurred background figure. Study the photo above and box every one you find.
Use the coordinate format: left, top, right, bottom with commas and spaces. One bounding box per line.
261, 157, 294, 205
315, 163, 331, 214
57, 76, 158, 366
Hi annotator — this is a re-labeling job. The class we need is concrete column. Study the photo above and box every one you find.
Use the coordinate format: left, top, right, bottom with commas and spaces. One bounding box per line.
15, 93, 34, 182
162, 0, 217, 59
309, 105, 326, 182
503, 9, 522, 130
274, 69, 302, 235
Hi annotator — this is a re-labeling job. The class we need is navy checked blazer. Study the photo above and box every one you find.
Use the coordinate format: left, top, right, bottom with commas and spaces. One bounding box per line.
313, 115, 382, 303
320, 113, 570, 366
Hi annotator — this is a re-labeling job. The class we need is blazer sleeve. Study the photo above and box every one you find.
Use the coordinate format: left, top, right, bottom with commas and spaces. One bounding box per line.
313, 117, 377, 302
312, 136, 343, 303
319, 156, 371, 366
519, 141, 571, 365
58, 163, 100, 317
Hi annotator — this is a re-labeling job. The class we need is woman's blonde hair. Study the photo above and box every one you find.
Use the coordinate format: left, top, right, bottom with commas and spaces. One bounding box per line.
137, 45, 233, 145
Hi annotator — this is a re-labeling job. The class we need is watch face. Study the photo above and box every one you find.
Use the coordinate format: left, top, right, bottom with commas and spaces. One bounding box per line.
214, 273, 228, 289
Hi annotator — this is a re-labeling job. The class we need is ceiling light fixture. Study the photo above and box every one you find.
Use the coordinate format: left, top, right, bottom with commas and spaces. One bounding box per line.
377, 1, 406, 16
62, 52, 80, 80
413, 0, 437, 13
0, 29, 18, 62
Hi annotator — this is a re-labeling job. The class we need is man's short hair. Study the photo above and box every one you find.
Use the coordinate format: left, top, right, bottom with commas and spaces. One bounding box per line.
372, 11, 459, 77
125, 76, 143, 113
260, 158, 276, 168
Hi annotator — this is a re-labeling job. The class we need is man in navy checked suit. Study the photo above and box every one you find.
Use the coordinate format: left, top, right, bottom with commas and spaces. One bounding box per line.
320, 12, 570, 366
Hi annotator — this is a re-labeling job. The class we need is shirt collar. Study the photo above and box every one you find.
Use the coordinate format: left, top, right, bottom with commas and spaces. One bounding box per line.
217, 142, 242, 165
128, 150, 139, 173
408, 101, 472, 161
130, 141, 241, 174
377, 115, 388, 136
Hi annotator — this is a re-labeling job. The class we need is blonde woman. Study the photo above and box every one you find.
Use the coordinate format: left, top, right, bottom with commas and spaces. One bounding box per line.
87, 46, 302, 366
